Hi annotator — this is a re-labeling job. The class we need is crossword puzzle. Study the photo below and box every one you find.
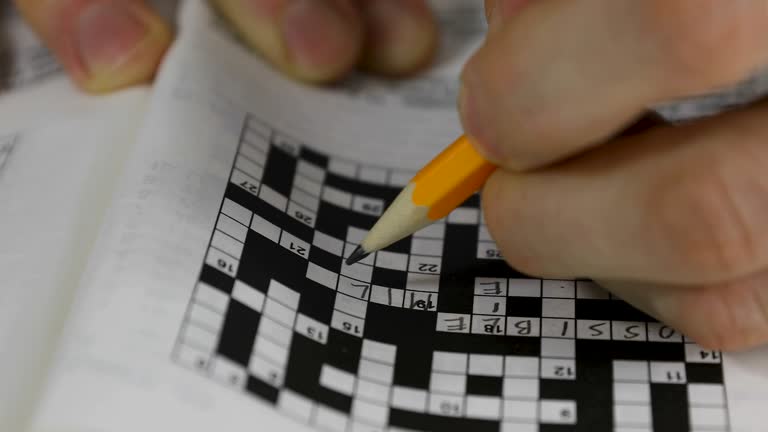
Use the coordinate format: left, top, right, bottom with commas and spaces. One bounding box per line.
172, 115, 731, 432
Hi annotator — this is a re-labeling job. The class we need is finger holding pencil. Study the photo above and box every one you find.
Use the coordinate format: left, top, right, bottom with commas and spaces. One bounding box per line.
354, 0, 768, 351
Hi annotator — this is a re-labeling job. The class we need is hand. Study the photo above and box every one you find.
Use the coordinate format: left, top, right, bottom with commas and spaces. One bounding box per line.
463, 0, 768, 350
14, 0, 438, 92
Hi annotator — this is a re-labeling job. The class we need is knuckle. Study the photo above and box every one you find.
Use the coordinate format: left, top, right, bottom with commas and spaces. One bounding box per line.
647, 0, 768, 89
649, 159, 765, 279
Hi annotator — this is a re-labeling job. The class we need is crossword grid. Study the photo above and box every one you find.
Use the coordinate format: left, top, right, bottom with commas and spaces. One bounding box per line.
172, 115, 730, 432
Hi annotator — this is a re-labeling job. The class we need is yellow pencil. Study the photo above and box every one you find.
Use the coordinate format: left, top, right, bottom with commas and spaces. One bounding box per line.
346, 112, 667, 265
347, 134, 494, 265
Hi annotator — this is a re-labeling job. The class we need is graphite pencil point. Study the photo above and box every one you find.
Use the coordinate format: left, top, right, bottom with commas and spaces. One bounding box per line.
346, 246, 370, 265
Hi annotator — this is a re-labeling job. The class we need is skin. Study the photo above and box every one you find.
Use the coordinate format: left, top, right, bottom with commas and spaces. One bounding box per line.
16, 0, 768, 351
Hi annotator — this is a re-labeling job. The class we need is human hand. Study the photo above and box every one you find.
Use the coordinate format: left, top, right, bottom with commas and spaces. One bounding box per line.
14, 0, 438, 92
463, 0, 768, 350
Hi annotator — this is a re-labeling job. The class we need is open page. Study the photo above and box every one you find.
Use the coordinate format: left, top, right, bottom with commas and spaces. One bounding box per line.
0, 88, 150, 432
29, 2, 767, 432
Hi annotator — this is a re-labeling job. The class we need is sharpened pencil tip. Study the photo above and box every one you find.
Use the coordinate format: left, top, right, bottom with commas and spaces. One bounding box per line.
346, 246, 370, 265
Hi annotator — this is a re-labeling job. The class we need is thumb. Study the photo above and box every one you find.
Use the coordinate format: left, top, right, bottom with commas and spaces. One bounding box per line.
15, 0, 172, 93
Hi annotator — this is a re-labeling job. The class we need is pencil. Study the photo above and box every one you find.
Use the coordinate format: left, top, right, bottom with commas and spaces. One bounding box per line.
346, 134, 495, 265
346, 112, 668, 265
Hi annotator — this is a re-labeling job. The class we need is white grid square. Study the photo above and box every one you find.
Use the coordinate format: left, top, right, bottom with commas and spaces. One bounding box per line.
542, 280, 575, 298
428, 393, 464, 417
370, 285, 404, 308
474, 277, 507, 296
503, 378, 539, 399
294, 173, 323, 196
341, 261, 373, 283
429, 372, 466, 394
306, 262, 338, 290
328, 158, 357, 177
258, 316, 292, 344
473, 295, 506, 316
375, 251, 408, 271
406, 273, 441, 292
194, 282, 229, 312
613, 361, 649, 382
688, 384, 725, 406
615, 404, 651, 427
362, 339, 397, 364
541, 319, 575, 339
267, 279, 300, 310
472, 315, 505, 335
540, 358, 576, 380
542, 298, 575, 318
650, 362, 687, 384
250, 213, 281, 242
502, 399, 537, 422
313, 231, 344, 256
539, 400, 577, 424
540, 338, 575, 358
297, 160, 326, 182
259, 185, 288, 211
212, 231, 243, 258
612, 321, 647, 342
508, 279, 541, 297
216, 214, 248, 242
315, 405, 348, 432
466, 396, 502, 420
505, 356, 540, 378
232, 280, 265, 312
263, 298, 296, 327
404, 291, 438, 311
432, 351, 468, 374
469, 354, 504, 377
188, 302, 224, 329
335, 292, 368, 319
290, 187, 320, 212
278, 390, 314, 423
413, 223, 445, 239
506, 317, 540, 337
320, 364, 356, 395
322, 186, 353, 208
294, 313, 329, 345
338, 276, 370, 300
576, 320, 610, 340
355, 378, 390, 404
346, 226, 369, 244
358, 166, 388, 184
253, 335, 289, 366
410, 238, 444, 257
408, 255, 442, 275
614, 382, 651, 403
359, 359, 394, 384
352, 398, 388, 424
448, 207, 480, 224
435, 313, 470, 334
647, 323, 683, 343
352, 195, 384, 216
391, 386, 427, 413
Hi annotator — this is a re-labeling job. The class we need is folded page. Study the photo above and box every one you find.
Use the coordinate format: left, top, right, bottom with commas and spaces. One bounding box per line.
0, 88, 149, 432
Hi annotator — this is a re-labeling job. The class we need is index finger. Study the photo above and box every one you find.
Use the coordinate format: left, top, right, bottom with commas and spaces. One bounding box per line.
461, 0, 768, 171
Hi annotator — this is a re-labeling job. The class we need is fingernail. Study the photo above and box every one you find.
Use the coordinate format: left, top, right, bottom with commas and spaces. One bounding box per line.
282, 0, 355, 77
459, 75, 503, 162
77, 2, 150, 78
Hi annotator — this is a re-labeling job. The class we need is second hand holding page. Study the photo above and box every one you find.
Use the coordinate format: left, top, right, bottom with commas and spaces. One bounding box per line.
27, 2, 768, 432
